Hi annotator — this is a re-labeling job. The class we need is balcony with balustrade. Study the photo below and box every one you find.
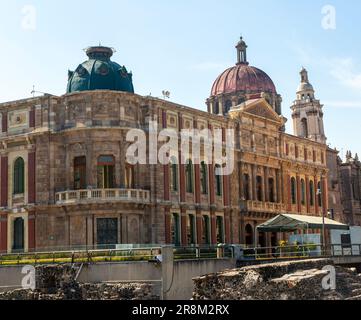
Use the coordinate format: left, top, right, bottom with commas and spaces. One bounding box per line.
55, 188, 151, 205
245, 200, 285, 213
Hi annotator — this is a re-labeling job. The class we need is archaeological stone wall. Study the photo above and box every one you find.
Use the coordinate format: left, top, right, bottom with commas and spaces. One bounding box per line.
193, 259, 361, 300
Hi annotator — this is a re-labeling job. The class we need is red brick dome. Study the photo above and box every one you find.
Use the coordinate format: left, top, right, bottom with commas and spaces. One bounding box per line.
211, 63, 277, 96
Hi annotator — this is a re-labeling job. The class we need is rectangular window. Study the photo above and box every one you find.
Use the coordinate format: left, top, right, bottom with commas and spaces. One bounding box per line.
97, 156, 115, 189
170, 163, 178, 192
216, 216, 224, 244
171, 213, 181, 246
13, 158, 25, 195
187, 214, 196, 245
200, 162, 208, 195
202, 216, 210, 245
215, 165, 223, 197
74, 156, 86, 190
341, 234, 351, 249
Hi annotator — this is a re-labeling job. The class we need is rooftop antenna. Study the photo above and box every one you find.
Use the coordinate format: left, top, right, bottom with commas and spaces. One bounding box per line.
30, 85, 52, 97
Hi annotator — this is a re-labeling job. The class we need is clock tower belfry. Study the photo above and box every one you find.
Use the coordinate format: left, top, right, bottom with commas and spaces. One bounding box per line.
291, 68, 327, 144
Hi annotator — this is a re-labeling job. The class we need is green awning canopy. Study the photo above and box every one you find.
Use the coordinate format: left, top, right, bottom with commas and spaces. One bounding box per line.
256, 214, 349, 233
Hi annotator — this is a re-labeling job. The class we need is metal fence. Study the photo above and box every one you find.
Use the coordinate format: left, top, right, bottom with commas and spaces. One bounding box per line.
0, 244, 236, 266
2, 243, 359, 265
0, 247, 162, 266
240, 243, 361, 261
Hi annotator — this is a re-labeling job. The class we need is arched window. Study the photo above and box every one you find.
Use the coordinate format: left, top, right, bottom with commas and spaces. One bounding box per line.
268, 178, 275, 203
125, 164, 135, 189
214, 102, 219, 115
256, 176, 263, 201
291, 177, 297, 204
200, 161, 208, 195
301, 118, 308, 138
243, 174, 250, 200
310, 181, 315, 206
301, 179, 306, 205
13, 157, 25, 195
186, 159, 194, 193
74, 156, 86, 190
215, 165, 222, 196
97, 155, 115, 189
170, 157, 178, 192
318, 181, 322, 207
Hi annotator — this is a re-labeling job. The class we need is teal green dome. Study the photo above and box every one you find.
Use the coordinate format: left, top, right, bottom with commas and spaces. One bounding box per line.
67, 46, 134, 94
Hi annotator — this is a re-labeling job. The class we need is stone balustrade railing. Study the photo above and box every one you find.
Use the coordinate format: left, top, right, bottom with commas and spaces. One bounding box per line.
55, 189, 151, 205
246, 200, 285, 213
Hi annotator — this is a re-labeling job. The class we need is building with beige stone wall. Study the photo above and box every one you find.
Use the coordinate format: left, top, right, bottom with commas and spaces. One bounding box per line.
0, 40, 332, 253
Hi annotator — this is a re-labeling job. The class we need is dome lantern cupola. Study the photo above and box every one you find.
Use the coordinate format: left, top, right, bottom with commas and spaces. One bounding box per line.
207, 37, 283, 116
297, 67, 315, 100
67, 46, 134, 94
85, 46, 114, 60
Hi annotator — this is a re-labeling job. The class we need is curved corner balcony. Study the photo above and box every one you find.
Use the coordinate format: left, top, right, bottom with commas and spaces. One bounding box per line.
55, 189, 151, 205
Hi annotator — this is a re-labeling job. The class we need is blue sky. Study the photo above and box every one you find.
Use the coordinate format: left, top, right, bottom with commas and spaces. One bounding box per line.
0, 0, 361, 157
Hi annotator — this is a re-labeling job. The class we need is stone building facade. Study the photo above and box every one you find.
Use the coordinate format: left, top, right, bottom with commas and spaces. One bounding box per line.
0, 40, 330, 253
338, 152, 361, 226
326, 147, 345, 224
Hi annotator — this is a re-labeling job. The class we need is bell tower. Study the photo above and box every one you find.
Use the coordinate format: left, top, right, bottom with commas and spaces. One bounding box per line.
291, 68, 327, 144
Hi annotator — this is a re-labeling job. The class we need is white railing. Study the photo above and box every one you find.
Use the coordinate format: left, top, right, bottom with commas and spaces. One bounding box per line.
55, 189, 151, 204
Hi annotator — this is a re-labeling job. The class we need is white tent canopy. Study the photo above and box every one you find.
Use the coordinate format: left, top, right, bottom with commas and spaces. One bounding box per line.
256, 214, 349, 233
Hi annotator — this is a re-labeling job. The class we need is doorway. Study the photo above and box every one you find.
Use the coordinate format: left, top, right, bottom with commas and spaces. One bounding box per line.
13, 218, 25, 252
97, 218, 118, 249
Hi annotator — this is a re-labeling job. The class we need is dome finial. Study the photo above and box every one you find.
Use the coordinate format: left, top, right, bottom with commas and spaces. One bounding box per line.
236, 36, 248, 65
300, 67, 309, 83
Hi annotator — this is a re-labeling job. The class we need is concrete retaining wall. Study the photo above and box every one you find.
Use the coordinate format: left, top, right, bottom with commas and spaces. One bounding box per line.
0, 258, 236, 299
166, 259, 235, 300
0, 266, 26, 292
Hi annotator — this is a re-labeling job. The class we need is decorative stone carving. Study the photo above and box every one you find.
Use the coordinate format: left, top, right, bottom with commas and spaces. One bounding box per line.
94, 104, 106, 115
8, 109, 29, 129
